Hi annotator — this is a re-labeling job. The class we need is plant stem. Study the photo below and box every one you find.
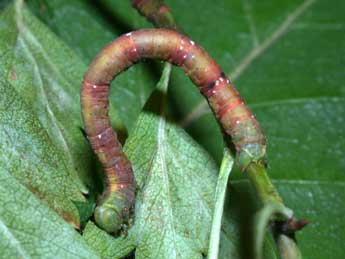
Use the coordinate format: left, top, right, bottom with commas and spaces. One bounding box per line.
247, 163, 307, 259
246, 163, 284, 208
208, 148, 234, 259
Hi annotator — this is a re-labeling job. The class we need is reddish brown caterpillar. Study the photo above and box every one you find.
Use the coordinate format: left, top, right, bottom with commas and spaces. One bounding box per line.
81, 29, 266, 233
131, 0, 177, 30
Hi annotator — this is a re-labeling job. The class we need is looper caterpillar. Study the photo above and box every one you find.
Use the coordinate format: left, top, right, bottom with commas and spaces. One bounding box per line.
81, 29, 266, 233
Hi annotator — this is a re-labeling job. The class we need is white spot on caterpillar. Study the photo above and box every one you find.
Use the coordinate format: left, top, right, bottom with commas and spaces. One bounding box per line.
179, 40, 186, 50
219, 78, 224, 82
190, 40, 195, 45
226, 79, 230, 83
191, 55, 195, 59
93, 85, 97, 89
183, 54, 187, 59
98, 134, 102, 139
251, 115, 255, 118
120, 184, 124, 188
235, 120, 240, 124
126, 32, 132, 36
215, 80, 219, 86
133, 48, 137, 52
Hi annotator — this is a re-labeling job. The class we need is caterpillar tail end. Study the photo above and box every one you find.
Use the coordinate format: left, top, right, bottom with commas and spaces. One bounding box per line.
94, 203, 122, 233
237, 143, 267, 172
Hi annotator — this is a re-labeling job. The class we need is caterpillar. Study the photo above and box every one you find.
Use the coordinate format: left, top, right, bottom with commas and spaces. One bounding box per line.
81, 29, 266, 233
131, 0, 177, 30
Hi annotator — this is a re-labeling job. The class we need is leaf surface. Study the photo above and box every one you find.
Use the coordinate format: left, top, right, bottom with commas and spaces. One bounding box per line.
0, 167, 99, 258
127, 112, 239, 258
0, 2, 96, 190
28, 0, 162, 131
0, 77, 87, 226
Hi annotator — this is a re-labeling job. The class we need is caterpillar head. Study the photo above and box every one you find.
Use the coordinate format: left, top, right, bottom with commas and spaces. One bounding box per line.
94, 204, 122, 233
237, 143, 267, 172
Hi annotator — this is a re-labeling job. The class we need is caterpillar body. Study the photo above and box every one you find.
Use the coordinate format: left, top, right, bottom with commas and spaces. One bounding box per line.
131, 0, 177, 30
81, 29, 266, 233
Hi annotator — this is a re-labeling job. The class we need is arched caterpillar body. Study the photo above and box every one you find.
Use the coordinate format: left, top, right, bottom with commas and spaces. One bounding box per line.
81, 29, 266, 233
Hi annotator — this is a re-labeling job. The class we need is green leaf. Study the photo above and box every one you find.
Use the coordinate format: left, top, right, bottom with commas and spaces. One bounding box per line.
0, 77, 86, 226
0, 167, 99, 258
276, 181, 345, 258
170, 0, 345, 181
83, 222, 136, 259
82, 62, 174, 259
27, 0, 162, 131
123, 111, 238, 259
0, 1, 97, 190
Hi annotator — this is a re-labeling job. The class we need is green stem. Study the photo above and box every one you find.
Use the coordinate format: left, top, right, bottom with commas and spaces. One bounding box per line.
208, 148, 234, 259
247, 163, 306, 259
246, 163, 283, 208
